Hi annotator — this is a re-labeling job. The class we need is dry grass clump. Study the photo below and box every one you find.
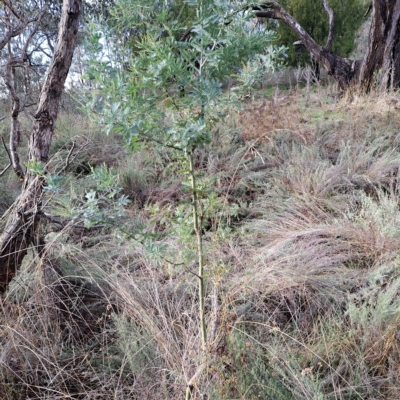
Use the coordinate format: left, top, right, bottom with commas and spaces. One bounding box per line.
0, 260, 117, 399
120, 150, 185, 209
237, 94, 314, 143
0, 203, 244, 398
214, 90, 400, 398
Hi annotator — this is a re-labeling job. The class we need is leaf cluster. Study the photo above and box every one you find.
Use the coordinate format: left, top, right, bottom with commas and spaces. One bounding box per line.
85, 0, 286, 153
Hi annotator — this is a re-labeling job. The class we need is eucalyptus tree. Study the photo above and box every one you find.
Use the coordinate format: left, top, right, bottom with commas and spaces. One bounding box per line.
0, 0, 50, 178
252, 0, 400, 91
0, 0, 109, 179
0, 0, 82, 292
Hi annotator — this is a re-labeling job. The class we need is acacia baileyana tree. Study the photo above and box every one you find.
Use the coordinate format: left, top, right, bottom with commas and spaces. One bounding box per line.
253, 0, 400, 91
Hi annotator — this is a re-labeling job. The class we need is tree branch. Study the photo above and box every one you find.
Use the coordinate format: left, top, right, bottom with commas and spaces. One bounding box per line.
364, 1, 372, 18
253, 1, 355, 90
253, 10, 277, 18
1, 135, 12, 164
56, 139, 90, 174
45, 32, 55, 53
21, 9, 47, 61
0, 163, 11, 177
4, 47, 24, 180
41, 212, 105, 231
1, 135, 11, 161
0, 2, 42, 52
1, 5, 46, 180
0, 20, 29, 51
64, 140, 75, 170
0, 0, 23, 20
253, 2, 323, 61
322, 0, 335, 52
0, 135, 12, 177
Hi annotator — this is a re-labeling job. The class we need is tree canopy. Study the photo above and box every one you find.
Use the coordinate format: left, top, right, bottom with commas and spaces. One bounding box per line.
85, 0, 286, 152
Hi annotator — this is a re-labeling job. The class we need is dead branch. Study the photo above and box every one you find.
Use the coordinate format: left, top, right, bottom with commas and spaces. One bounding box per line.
322, 0, 335, 52
56, 139, 90, 175
64, 140, 75, 170
0, 163, 11, 177
364, 1, 372, 17
0, 132, 12, 177
1, 135, 12, 164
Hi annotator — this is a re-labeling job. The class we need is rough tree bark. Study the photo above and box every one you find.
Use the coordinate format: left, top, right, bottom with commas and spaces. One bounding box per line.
0, 0, 82, 294
361, 0, 400, 91
254, 0, 400, 91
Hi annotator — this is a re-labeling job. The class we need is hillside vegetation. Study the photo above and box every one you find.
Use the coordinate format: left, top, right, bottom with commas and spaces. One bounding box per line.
1, 83, 400, 399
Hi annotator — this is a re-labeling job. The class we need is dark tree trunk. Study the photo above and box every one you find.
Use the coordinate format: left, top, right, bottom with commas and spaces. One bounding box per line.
361, 0, 400, 91
0, 0, 82, 294
254, 0, 400, 91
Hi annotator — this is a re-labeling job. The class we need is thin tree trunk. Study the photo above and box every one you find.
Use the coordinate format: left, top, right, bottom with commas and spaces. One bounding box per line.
1, 10, 45, 180
5, 62, 24, 179
0, 0, 82, 294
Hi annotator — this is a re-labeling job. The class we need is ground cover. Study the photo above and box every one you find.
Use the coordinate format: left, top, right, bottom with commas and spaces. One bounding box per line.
1, 84, 400, 399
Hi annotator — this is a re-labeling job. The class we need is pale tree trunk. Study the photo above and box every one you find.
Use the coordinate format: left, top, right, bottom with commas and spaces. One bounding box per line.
5, 62, 24, 179
254, 0, 400, 91
0, 0, 82, 294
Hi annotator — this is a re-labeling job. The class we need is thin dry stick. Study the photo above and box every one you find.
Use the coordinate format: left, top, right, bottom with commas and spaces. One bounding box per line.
54, 138, 91, 175
210, 285, 220, 343
0, 135, 12, 177
0, 163, 11, 177
1, 135, 12, 163
64, 140, 75, 171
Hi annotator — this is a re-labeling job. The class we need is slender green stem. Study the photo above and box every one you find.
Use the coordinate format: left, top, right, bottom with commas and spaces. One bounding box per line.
186, 1, 207, 396
189, 152, 207, 349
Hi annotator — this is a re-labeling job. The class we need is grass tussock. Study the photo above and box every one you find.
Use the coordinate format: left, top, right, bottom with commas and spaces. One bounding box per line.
2, 87, 400, 398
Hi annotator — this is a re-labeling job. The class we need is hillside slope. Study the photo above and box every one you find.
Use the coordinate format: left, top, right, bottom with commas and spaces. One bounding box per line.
1, 86, 400, 399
